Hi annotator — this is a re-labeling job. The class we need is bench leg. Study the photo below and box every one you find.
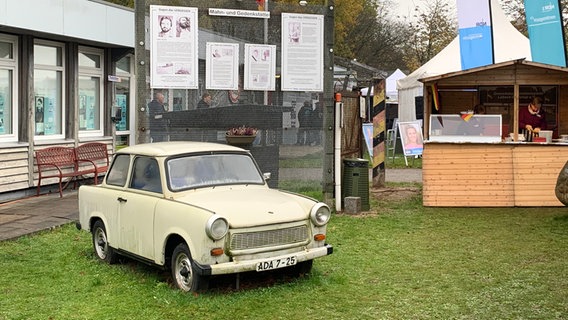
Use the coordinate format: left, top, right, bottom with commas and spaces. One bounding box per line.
58, 178, 63, 198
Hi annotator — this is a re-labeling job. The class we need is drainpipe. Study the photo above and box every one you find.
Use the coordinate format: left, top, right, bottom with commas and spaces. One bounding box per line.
334, 93, 343, 211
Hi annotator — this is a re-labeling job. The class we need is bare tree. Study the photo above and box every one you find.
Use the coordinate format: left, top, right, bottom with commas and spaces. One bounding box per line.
339, 0, 411, 72
500, 0, 568, 38
402, 0, 457, 71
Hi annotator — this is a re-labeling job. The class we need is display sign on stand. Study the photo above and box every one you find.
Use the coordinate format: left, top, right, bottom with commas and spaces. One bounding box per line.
398, 120, 423, 166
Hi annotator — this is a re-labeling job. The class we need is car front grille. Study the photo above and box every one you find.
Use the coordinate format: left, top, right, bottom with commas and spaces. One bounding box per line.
229, 225, 309, 251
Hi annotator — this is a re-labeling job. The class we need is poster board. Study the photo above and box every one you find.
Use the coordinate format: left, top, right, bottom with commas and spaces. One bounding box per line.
398, 121, 423, 156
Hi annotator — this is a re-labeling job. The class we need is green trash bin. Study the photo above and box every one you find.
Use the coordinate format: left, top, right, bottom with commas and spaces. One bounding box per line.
342, 158, 370, 211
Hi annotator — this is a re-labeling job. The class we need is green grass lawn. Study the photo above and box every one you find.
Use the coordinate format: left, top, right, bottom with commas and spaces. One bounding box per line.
1, 187, 567, 319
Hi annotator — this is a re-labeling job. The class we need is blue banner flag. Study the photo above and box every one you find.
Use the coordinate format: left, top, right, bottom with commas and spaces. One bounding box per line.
457, 0, 494, 70
524, 0, 566, 67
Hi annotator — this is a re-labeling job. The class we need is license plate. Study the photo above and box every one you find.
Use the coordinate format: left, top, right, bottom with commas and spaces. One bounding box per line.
256, 256, 297, 272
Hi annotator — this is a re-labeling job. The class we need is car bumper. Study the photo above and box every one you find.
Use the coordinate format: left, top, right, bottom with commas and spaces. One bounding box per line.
195, 244, 333, 276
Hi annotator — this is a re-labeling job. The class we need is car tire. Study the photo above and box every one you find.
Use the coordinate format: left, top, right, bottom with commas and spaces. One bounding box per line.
293, 260, 313, 275
171, 243, 208, 292
92, 220, 118, 264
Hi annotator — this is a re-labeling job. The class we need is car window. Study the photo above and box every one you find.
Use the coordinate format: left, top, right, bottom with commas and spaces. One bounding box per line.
106, 154, 130, 187
167, 153, 264, 191
130, 156, 162, 193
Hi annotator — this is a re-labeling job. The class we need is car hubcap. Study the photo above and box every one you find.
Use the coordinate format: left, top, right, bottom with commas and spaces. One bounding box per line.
175, 253, 192, 290
95, 229, 107, 259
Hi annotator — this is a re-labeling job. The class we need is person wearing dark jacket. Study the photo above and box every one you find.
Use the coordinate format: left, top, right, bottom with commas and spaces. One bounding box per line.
148, 92, 167, 142
296, 101, 312, 145
197, 92, 212, 109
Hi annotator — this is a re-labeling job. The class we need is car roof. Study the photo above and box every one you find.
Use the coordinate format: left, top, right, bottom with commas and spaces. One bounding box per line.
115, 141, 247, 157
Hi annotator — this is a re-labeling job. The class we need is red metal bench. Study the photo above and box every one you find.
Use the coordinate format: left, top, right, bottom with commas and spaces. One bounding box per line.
35, 146, 97, 197
75, 142, 110, 185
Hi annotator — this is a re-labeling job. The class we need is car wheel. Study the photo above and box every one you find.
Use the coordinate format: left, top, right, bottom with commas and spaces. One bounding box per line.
92, 220, 118, 264
171, 243, 208, 292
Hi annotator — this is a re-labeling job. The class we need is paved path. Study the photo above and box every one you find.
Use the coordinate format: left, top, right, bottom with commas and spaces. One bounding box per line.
0, 192, 78, 241
386, 168, 422, 183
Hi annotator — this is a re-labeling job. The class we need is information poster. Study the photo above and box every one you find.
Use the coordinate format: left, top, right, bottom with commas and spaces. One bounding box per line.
281, 13, 324, 92
116, 94, 127, 131
206, 42, 239, 90
79, 95, 86, 130
79, 95, 95, 130
244, 44, 276, 91
43, 97, 56, 135
35, 96, 44, 135
0, 94, 5, 134
150, 5, 199, 89
86, 95, 95, 130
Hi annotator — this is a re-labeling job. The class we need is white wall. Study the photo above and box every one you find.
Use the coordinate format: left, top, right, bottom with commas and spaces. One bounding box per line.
0, 0, 134, 47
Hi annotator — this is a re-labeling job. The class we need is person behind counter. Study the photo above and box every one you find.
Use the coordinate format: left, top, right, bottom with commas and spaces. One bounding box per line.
519, 97, 546, 134
473, 104, 486, 115
460, 104, 486, 135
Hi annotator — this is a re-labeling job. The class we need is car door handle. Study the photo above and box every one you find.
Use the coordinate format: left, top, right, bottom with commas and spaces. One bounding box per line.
117, 197, 127, 203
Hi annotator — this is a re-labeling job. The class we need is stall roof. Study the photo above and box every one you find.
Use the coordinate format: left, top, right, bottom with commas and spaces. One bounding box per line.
396, 0, 531, 122
419, 59, 568, 85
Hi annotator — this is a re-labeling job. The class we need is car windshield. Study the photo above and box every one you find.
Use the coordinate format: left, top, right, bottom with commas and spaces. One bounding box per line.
166, 153, 264, 191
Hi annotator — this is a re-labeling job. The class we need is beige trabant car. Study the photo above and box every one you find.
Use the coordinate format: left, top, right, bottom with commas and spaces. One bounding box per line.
76, 142, 332, 292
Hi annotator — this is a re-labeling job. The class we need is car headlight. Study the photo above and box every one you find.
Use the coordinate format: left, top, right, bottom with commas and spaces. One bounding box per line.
206, 216, 229, 240
310, 203, 331, 226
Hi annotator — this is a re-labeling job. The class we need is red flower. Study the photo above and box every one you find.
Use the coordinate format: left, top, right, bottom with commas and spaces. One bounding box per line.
226, 125, 258, 136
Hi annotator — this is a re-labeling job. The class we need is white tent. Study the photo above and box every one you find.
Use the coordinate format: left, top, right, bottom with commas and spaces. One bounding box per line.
386, 68, 406, 103
396, 0, 532, 122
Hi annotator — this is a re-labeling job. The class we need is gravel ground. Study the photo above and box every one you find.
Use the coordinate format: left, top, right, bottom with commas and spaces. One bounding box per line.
385, 168, 422, 183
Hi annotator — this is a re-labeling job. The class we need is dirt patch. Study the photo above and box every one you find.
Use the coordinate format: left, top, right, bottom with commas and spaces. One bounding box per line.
371, 186, 421, 202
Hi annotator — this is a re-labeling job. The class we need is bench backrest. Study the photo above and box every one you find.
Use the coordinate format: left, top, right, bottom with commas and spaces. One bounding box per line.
75, 142, 109, 163
35, 147, 76, 167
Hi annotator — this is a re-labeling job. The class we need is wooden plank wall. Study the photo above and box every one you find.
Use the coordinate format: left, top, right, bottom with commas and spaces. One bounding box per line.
423, 143, 515, 207
424, 143, 568, 207
438, 90, 477, 114
0, 146, 32, 193
512, 146, 565, 206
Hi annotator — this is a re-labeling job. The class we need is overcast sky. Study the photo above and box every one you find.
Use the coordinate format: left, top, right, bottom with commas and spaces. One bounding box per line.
391, 0, 457, 20
392, 0, 421, 18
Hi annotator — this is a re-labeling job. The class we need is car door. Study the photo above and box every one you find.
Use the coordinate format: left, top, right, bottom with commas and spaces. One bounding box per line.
117, 156, 162, 260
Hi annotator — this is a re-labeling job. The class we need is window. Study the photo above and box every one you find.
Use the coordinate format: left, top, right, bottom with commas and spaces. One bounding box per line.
115, 55, 135, 148
131, 157, 162, 193
0, 35, 18, 142
479, 85, 558, 133
34, 40, 65, 139
79, 47, 104, 137
106, 154, 130, 187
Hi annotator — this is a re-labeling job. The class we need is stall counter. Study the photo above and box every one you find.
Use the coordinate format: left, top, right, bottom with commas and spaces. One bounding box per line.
422, 141, 567, 207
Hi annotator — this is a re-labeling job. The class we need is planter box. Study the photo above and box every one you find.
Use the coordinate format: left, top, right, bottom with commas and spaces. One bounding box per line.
225, 134, 256, 146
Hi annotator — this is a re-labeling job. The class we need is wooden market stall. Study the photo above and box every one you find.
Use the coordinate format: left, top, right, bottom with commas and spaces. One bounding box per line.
420, 59, 568, 207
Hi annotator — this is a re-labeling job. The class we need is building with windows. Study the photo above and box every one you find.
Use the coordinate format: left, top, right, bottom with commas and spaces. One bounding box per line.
0, 1, 337, 205
0, 0, 135, 201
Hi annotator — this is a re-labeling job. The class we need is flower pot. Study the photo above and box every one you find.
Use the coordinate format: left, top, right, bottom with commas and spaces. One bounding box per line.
225, 134, 256, 146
